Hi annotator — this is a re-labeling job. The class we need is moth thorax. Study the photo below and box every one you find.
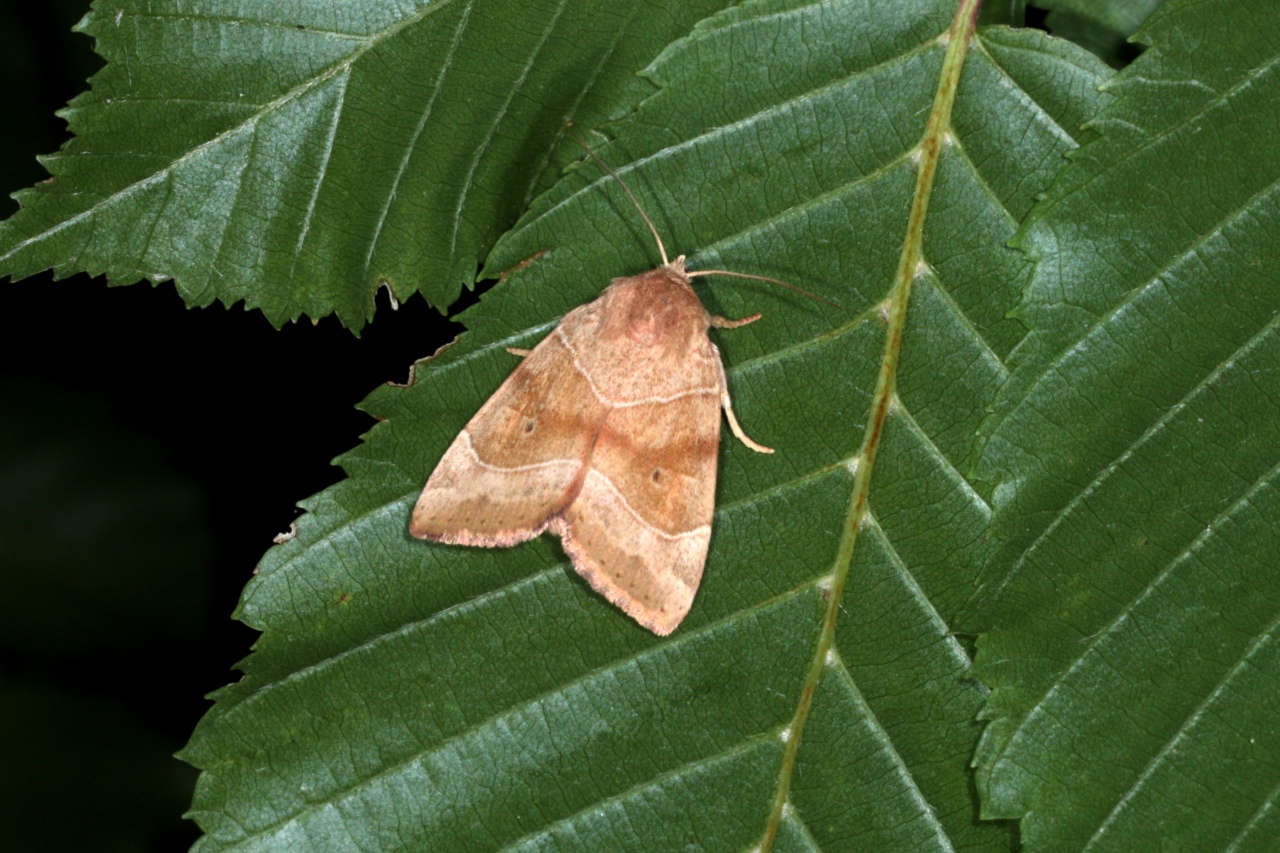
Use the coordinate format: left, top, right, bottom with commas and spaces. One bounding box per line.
616, 269, 706, 350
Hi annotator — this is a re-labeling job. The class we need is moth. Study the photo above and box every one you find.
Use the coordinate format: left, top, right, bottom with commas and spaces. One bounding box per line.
411, 134, 813, 635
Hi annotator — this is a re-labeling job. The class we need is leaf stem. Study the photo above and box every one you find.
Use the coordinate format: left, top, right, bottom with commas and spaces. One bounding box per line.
757, 0, 983, 847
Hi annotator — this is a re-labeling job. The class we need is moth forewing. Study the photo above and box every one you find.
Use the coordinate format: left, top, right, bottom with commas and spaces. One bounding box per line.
411, 140, 776, 635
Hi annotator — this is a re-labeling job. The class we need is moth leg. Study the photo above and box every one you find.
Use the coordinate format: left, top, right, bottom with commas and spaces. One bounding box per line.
715, 356, 774, 454
506, 347, 533, 357
722, 391, 774, 454
710, 313, 762, 330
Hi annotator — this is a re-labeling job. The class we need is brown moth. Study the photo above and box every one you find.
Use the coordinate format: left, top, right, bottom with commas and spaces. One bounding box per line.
410, 136, 798, 636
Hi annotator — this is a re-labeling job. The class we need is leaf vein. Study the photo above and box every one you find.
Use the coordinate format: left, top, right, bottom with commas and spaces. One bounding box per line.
289, 68, 351, 285
971, 37, 1078, 146
207, 117, 259, 299
1083, 567, 1280, 852
364, 1, 474, 273
1224, 769, 1280, 853
823, 645, 959, 853
448, 0, 571, 258
989, 260, 1280, 605
894, 401, 994, 519
0, 0, 460, 266
496, 729, 784, 852
1057, 45, 1280, 212
527, 39, 940, 235
107, 9, 377, 39
216, 587, 822, 848
1003, 457, 1280, 796
865, 507, 979, 674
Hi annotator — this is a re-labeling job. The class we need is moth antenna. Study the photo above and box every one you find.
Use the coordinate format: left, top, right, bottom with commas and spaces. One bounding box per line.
687, 269, 840, 308
565, 123, 670, 267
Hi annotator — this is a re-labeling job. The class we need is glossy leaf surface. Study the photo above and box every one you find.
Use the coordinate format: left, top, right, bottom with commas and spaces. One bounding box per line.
181, 2, 1110, 849
0, 0, 739, 329
969, 0, 1280, 849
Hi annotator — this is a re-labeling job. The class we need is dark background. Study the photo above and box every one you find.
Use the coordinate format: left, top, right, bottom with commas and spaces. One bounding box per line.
0, 2, 1060, 850
0, 2, 462, 849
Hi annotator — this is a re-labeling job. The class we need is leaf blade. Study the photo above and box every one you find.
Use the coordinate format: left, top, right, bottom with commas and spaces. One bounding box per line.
183, 2, 1114, 848
970, 0, 1280, 848
0, 0, 740, 329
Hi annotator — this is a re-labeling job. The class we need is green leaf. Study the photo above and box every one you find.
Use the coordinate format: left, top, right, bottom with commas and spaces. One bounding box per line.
1031, 0, 1163, 66
969, 0, 1280, 849
182, 1, 1111, 849
0, 0, 743, 330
